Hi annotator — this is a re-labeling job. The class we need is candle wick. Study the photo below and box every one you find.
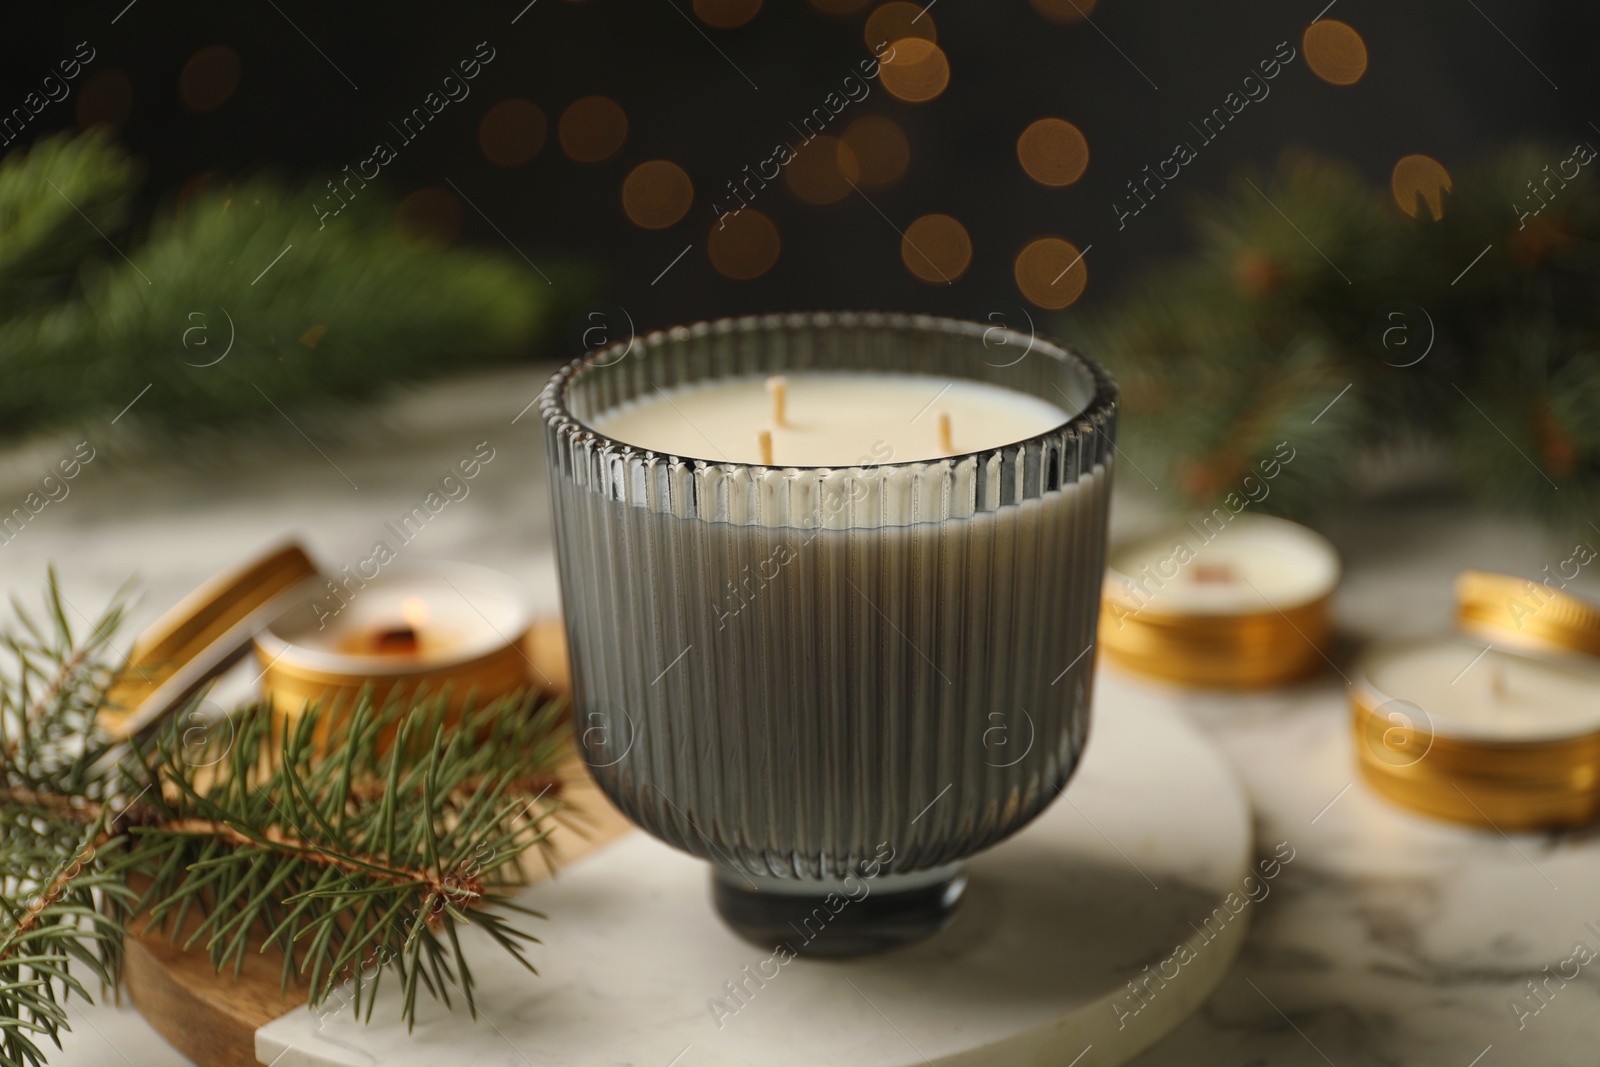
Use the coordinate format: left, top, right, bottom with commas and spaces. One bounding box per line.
937, 411, 954, 455
757, 429, 774, 466
1490, 663, 1507, 702
767, 376, 788, 428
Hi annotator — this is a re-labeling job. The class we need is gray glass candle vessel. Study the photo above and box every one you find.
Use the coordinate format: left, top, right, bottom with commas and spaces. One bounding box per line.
540, 312, 1116, 956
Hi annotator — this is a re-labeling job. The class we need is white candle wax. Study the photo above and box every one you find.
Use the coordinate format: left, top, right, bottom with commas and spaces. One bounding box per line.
1364, 637, 1600, 741
1105, 513, 1339, 615
260, 564, 531, 671
590, 372, 1073, 466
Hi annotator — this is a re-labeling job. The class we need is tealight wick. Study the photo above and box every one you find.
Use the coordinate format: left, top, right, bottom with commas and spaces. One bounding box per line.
1193, 564, 1238, 585
937, 411, 954, 455
758, 429, 774, 466
1491, 663, 1507, 701
767, 376, 788, 428
373, 626, 420, 655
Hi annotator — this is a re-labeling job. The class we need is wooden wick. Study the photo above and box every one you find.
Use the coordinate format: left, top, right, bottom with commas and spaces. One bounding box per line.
937, 411, 954, 455
757, 429, 774, 466
767, 376, 788, 428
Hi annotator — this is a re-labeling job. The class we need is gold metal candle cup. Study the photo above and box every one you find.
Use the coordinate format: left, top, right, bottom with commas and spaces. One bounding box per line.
1352, 679, 1600, 830
1099, 515, 1340, 689
253, 562, 536, 745
1100, 596, 1333, 689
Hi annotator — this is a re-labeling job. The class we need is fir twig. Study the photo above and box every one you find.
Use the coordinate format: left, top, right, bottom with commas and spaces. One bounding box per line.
0, 579, 571, 1065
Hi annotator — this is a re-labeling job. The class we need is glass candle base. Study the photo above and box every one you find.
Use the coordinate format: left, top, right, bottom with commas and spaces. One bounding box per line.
711, 863, 967, 957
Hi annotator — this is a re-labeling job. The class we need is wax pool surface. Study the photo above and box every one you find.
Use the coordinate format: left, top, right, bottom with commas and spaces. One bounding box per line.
1366, 637, 1600, 741
590, 372, 1073, 466
1106, 515, 1338, 614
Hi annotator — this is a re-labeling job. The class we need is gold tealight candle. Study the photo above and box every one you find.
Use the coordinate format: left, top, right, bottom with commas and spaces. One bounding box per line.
1099, 513, 1341, 688
1353, 570, 1600, 829
255, 562, 536, 735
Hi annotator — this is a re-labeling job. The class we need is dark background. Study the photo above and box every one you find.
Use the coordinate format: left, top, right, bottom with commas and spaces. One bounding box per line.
4, 0, 1592, 354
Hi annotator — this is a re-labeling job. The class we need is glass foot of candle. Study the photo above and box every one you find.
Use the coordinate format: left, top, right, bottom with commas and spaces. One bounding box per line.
710, 864, 967, 957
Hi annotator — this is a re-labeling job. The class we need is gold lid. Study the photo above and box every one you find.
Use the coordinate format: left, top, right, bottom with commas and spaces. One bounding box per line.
1456, 568, 1600, 659
100, 542, 319, 739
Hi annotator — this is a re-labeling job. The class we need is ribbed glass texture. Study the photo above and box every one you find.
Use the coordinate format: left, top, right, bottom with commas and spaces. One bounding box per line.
540, 312, 1117, 882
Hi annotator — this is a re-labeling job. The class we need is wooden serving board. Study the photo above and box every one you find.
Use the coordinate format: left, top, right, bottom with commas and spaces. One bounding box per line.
120, 621, 628, 1067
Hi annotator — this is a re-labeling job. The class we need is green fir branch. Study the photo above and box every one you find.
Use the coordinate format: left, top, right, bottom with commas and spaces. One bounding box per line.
0, 579, 571, 1066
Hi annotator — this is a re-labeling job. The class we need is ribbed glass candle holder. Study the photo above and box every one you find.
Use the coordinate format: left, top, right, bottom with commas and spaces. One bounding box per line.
540, 312, 1117, 954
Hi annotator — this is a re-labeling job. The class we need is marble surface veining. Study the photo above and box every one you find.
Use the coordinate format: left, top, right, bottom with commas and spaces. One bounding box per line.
5, 368, 1598, 1066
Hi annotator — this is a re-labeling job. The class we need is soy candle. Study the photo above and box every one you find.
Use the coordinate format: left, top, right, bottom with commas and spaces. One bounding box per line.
254, 562, 535, 731
1355, 570, 1600, 828
541, 312, 1117, 954
1099, 513, 1340, 688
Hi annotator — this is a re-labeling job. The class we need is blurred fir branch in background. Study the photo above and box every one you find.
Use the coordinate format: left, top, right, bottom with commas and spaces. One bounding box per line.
0, 131, 554, 443
1071, 144, 1600, 535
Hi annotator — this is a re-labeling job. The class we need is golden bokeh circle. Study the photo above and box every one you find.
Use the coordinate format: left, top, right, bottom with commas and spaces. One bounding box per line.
178, 45, 241, 113
1017, 118, 1089, 187
396, 187, 463, 250
809, 0, 870, 14
479, 99, 547, 167
865, 2, 935, 49
76, 70, 132, 128
880, 38, 949, 103
901, 214, 971, 283
708, 209, 781, 280
694, 0, 762, 28
1028, 0, 1096, 24
1015, 237, 1088, 309
559, 95, 628, 163
1391, 154, 1452, 221
841, 115, 909, 188
1304, 20, 1368, 85
786, 135, 862, 205
623, 160, 695, 229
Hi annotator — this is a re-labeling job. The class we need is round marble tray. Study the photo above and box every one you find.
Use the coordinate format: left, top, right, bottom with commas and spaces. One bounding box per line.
257, 698, 1253, 1067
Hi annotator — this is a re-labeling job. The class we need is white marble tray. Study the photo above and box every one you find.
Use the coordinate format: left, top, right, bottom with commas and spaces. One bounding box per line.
258, 698, 1253, 1067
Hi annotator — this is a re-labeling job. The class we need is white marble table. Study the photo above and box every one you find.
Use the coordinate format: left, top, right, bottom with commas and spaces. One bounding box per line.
7, 368, 1598, 1066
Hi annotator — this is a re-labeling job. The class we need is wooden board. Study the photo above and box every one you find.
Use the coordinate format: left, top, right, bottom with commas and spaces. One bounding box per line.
120, 620, 627, 1067
122, 752, 632, 1067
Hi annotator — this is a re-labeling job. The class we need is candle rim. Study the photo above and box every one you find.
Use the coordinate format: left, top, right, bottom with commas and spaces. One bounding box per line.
538, 311, 1117, 473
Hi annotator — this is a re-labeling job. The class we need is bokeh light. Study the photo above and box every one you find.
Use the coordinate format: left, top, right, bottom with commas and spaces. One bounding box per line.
841, 115, 909, 188
901, 214, 971, 283
864, 2, 935, 49
880, 38, 949, 103
694, 0, 762, 29
559, 95, 628, 163
1391, 154, 1452, 221
623, 160, 695, 229
1304, 20, 1368, 85
76, 70, 131, 128
178, 45, 241, 113
396, 187, 463, 250
1028, 0, 1096, 24
480, 99, 547, 167
1015, 237, 1088, 309
708, 209, 781, 279
786, 135, 861, 204
1017, 118, 1089, 187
